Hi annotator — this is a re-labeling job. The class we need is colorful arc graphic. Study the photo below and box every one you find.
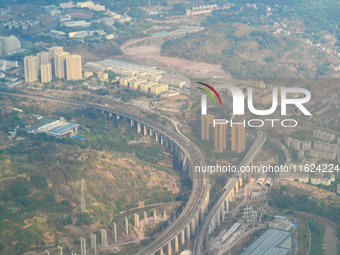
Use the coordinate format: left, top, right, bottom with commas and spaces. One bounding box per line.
197, 87, 217, 105
197, 82, 223, 106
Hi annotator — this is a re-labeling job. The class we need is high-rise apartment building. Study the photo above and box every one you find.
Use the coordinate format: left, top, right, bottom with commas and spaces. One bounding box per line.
201, 114, 214, 140
40, 63, 52, 83
214, 124, 227, 152
37, 51, 50, 66
231, 124, 246, 153
55, 51, 69, 79
66, 54, 82, 80
49, 46, 63, 75
24, 55, 39, 83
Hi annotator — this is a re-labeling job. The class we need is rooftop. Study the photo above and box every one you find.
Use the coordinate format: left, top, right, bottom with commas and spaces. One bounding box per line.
240, 228, 291, 255
88, 58, 165, 76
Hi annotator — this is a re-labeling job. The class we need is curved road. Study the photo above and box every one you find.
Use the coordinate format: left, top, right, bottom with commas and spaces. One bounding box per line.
0, 90, 209, 255
193, 131, 267, 255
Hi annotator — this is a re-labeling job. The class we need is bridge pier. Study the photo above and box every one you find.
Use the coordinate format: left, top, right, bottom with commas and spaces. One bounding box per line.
239, 177, 243, 188
215, 210, 220, 226
174, 236, 179, 252
182, 155, 187, 171
181, 230, 185, 244
167, 241, 172, 255
125, 217, 129, 235
109, 112, 112, 117
159, 247, 164, 255
116, 114, 120, 119
137, 123, 141, 133
149, 128, 153, 136
130, 119, 134, 126
134, 213, 139, 228
155, 131, 158, 142
160, 135, 164, 145
144, 211, 148, 224
143, 125, 148, 136
186, 224, 191, 240
191, 218, 196, 236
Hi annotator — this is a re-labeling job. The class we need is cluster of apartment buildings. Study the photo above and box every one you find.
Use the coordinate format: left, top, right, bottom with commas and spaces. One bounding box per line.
24, 46, 82, 84
85, 58, 177, 95
0, 35, 21, 56
279, 172, 335, 185
120, 76, 169, 95
201, 115, 246, 153
186, 4, 218, 16
285, 131, 340, 162
3, 19, 40, 30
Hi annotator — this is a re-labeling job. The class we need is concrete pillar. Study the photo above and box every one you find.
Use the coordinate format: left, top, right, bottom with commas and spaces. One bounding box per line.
113, 223, 117, 243
101, 229, 107, 247
144, 211, 148, 224
155, 132, 158, 142
149, 128, 153, 136
116, 115, 120, 119
90, 234, 96, 254
186, 224, 191, 240
191, 218, 196, 236
57, 245, 63, 255
80, 237, 86, 255
160, 135, 164, 145
154, 210, 157, 221
137, 122, 141, 133
181, 230, 185, 244
130, 119, 134, 126
235, 182, 239, 193
211, 216, 215, 232
163, 210, 166, 220
109, 112, 112, 117
174, 236, 179, 252
125, 217, 129, 236
143, 125, 148, 136
216, 210, 220, 226
182, 155, 187, 171
226, 195, 229, 211
134, 213, 140, 228
239, 177, 243, 188
167, 241, 172, 255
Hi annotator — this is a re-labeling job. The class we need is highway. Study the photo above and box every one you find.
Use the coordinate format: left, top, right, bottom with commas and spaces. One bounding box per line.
193, 131, 267, 255
0, 89, 209, 255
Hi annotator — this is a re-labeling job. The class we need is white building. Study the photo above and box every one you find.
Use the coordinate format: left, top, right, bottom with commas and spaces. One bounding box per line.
0, 36, 21, 56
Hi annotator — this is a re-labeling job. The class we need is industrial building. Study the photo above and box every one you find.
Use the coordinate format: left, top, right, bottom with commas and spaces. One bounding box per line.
85, 58, 165, 77
26, 117, 80, 138
240, 228, 292, 255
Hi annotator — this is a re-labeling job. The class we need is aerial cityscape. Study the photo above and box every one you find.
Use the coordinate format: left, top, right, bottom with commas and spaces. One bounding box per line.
0, 0, 339, 255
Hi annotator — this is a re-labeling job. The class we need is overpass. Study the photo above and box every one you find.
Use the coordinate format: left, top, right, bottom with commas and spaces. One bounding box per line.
0, 90, 210, 255
193, 131, 267, 255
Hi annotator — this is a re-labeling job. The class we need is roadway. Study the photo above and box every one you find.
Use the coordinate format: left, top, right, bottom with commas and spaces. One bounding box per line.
193, 131, 267, 255
0, 89, 209, 255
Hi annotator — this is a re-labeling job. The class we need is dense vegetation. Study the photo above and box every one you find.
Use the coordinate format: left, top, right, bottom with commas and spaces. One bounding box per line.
269, 185, 340, 238
0, 105, 184, 254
